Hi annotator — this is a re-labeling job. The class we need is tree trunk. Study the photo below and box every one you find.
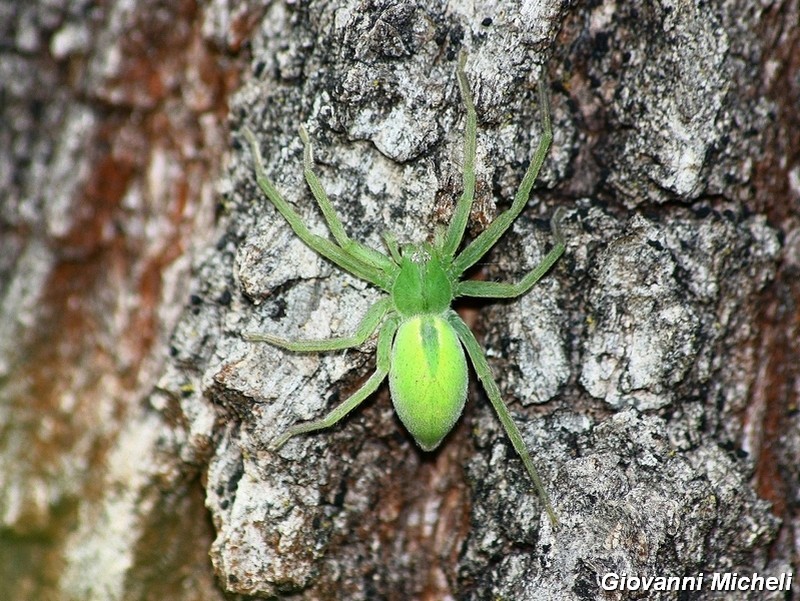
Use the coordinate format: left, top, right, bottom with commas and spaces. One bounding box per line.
2, 1, 798, 599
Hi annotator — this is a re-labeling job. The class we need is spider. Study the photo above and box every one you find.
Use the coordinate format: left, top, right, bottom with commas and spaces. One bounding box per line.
242, 52, 565, 526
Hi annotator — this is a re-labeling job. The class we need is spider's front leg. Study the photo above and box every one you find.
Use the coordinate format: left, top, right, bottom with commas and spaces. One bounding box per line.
298, 126, 397, 274
442, 51, 478, 259
455, 207, 566, 299
452, 79, 553, 276
242, 127, 391, 289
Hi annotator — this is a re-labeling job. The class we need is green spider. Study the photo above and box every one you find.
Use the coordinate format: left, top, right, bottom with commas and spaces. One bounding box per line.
242, 52, 565, 526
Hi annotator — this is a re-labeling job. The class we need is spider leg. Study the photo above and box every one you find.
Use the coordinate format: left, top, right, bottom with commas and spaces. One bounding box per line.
447, 310, 559, 527
243, 128, 391, 289
299, 126, 397, 274
244, 298, 391, 352
442, 51, 477, 258
382, 231, 402, 264
452, 79, 553, 277
456, 207, 565, 299
271, 316, 399, 450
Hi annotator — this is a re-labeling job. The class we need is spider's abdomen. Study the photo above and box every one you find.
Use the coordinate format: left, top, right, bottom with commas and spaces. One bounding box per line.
389, 315, 468, 451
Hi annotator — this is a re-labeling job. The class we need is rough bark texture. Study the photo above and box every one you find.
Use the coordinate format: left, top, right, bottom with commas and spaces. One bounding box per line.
2, 0, 799, 600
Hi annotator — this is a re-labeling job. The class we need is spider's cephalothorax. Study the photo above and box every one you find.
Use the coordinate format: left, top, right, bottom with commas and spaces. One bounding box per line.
392, 247, 452, 315
242, 52, 565, 526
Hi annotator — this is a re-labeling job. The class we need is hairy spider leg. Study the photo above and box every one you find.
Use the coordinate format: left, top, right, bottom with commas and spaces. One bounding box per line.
242, 127, 393, 290
448, 310, 558, 526
441, 51, 478, 259
451, 79, 553, 277
456, 207, 565, 298
244, 297, 392, 351
270, 316, 400, 450
299, 126, 398, 275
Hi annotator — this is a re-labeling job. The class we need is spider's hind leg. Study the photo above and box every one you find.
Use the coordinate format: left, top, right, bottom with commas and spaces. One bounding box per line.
271, 316, 399, 450
447, 310, 559, 527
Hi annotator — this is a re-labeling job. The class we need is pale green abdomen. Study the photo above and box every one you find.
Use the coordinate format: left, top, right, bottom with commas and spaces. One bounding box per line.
389, 315, 468, 451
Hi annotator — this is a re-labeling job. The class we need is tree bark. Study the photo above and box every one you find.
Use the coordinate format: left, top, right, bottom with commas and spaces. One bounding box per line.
2, 1, 799, 600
